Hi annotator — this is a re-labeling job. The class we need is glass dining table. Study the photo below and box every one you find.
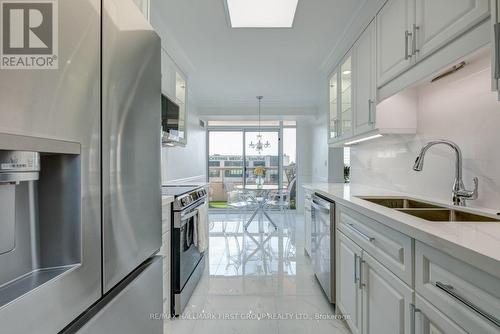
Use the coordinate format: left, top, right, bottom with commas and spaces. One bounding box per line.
235, 184, 279, 230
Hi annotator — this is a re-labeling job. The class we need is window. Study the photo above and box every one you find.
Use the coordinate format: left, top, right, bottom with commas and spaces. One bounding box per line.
209, 161, 221, 167
225, 161, 243, 167
209, 170, 221, 178
344, 147, 351, 182
225, 169, 243, 178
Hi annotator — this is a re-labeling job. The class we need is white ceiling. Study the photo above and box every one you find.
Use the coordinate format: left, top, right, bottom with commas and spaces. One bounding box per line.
151, 0, 367, 109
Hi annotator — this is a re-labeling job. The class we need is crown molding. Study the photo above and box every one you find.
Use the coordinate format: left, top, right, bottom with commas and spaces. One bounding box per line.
319, 0, 387, 75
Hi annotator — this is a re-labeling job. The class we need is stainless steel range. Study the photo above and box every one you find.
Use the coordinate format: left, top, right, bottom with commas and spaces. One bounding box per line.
162, 185, 208, 316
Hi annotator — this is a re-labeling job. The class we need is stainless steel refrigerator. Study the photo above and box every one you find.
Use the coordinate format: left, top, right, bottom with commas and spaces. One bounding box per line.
0, 0, 163, 333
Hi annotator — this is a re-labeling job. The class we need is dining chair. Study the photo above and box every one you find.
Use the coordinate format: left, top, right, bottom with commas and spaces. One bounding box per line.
266, 178, 296, 215
225, 190, 253, 226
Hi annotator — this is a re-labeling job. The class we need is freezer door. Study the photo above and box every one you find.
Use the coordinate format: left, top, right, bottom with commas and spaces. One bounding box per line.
64, 256, 163, 334
102, 0, 162, 292
0, 1, 101, 333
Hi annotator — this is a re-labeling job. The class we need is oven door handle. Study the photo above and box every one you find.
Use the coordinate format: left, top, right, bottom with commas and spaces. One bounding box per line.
182, 208, 200, 221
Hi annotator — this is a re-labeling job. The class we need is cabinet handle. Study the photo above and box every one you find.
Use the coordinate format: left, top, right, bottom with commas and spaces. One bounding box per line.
354, 253, 359, 283
410, 303, 421, 334
346, 223, 375, 242
495, 23, 500, 80
358, 259, 365, 290
368, 99, 375, 125
435, 281, 500, 328
405, 30, 413, 60
412, 24, 419, 55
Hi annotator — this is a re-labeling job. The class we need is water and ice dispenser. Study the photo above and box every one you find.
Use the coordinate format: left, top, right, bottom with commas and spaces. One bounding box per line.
0, 147, 81, 308
0, 151, 40, 255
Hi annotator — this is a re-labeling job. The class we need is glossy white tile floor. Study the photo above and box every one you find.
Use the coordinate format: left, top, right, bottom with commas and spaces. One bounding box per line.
164, 211, 351, 334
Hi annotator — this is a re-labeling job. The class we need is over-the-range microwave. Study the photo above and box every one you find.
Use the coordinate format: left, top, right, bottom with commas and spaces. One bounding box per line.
161, 94, 185, 146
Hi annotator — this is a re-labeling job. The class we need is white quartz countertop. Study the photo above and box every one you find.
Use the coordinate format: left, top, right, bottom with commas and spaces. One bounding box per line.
303, 182, 500, 279
162, 195, 174, 206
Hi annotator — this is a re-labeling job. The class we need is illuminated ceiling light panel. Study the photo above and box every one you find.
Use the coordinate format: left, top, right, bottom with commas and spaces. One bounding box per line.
226, 0, 299, 28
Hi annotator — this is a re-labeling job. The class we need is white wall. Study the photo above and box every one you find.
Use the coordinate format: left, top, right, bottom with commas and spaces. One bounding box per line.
296, 120, 314, 212
161, 105, 206, 184
350, 52, 500, 211
311, 111, 329, 182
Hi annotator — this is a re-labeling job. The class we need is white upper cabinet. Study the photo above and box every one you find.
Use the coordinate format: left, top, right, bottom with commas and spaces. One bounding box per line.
376, 0, 415, 86
329, 53, 356, 144
354, 20, 377, 135
161, 49, 176, 99
161, 49, 188, 146
376, 0, 490, 89
328, 70, 339, 141
175, 73, 187, 145
340, 55, 354, 140
415, 0, 490, 61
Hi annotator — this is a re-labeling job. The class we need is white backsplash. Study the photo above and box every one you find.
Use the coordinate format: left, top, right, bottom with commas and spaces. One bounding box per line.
351, 52, 500, 211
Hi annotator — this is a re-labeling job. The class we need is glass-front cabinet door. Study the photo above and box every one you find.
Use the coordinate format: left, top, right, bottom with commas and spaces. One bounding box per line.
175, 72, 187, 145
340, 55, 353, 138
329, 71, 339, 140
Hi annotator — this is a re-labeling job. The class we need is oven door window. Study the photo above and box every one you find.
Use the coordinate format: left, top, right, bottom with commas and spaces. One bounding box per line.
182, 218, 195, 251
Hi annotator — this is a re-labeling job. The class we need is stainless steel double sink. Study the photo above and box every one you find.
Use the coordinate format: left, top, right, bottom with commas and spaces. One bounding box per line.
358, 197, 500, 222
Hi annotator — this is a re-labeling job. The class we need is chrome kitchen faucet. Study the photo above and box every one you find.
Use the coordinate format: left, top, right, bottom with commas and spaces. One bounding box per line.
413, 140, 478, 206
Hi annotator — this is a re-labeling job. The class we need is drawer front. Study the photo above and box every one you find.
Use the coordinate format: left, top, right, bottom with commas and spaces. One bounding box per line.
415, 241, 500, 333
337, 205, 413, 285
415, 294, 468, 334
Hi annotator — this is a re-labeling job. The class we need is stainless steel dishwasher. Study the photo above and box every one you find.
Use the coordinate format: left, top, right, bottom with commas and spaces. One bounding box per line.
311, 193, 335, 303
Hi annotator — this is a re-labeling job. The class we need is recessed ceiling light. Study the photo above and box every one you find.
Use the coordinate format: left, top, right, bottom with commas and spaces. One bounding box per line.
226, 0, 299, 28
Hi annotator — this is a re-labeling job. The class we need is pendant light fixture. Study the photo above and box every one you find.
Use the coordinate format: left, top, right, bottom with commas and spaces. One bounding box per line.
248, 96, 270, 154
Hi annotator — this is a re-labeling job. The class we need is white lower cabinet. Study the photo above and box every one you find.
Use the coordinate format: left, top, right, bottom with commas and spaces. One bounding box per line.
414, 294, 469, 334
337, 232, 363, 334
337, 231, 412, 334
304, 189, 313, 256
304, 206, 312, 256
336, 204, 500, 334
362, 252, 413, 334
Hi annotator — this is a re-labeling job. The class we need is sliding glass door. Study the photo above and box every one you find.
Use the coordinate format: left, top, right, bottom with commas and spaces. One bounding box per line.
208, 131, 244, 209
244, 131, 279, 187
207, 122, 296, 209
